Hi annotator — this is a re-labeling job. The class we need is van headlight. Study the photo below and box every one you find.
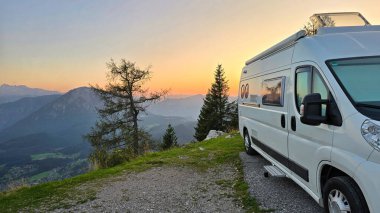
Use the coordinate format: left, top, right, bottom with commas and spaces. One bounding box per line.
361, 120, 380, 151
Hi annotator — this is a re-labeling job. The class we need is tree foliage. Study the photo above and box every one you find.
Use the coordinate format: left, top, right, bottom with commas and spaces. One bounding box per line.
303, 21, 318, 36
304, 15, 335, 36
161, 124, 178, 150
226, 100, 238, 131
194, 64, 232, 141
86, 59, 167, 168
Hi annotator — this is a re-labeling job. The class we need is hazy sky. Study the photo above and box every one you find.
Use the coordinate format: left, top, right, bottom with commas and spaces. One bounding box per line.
1, 0, 379, 95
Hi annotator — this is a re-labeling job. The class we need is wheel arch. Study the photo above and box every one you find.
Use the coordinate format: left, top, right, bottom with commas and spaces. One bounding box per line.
318, 162, 368, 209
243, 126, 249, 136
319, 163, 349, 194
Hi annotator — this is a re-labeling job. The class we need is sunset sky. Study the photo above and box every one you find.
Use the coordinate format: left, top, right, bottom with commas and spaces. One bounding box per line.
1, 0, 379, 96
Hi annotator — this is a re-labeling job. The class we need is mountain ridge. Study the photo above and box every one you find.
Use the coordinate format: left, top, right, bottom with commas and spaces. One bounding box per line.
0, 87, 100, 142
0, 84, 61, 104
0, 94, 61, 131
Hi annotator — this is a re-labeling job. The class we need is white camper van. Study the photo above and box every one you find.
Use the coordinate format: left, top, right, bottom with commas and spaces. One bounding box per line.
239, 12, 380, 212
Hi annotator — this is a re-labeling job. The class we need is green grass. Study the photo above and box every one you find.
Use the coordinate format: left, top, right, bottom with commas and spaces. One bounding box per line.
0, 133, 264, 212
29, 171, 53, 182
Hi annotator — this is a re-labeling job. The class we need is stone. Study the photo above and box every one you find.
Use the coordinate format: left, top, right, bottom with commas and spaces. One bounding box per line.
204, 130, 225, 140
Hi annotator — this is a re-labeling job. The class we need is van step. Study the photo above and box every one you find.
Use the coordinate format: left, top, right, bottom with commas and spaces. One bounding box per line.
264, 165, 286, 177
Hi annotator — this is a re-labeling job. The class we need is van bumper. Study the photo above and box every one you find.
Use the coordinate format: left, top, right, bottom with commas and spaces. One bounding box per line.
354, 159, 380, 212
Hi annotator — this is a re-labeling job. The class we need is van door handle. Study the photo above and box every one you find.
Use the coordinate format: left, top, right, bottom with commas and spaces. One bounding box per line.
291, 116, 296, 131
281, 114, 286, 128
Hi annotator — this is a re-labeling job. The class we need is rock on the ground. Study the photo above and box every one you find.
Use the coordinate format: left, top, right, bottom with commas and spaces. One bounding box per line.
204, 130, 224, 140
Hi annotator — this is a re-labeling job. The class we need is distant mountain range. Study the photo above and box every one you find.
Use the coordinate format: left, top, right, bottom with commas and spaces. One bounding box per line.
0, 87, 100, 189
0, 85, 205, 190
0, 95, 61, 131
0, 84, 60, 104
147, 94, 204, 120
146, 94, 237, 120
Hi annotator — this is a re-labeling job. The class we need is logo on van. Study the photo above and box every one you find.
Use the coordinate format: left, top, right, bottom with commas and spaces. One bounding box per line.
245, 84, 249, 99
241, 84, 249, 99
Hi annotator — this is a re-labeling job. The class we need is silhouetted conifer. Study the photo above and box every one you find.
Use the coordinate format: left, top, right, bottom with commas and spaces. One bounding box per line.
161, 124, 178, 150
194, 64, 229, 141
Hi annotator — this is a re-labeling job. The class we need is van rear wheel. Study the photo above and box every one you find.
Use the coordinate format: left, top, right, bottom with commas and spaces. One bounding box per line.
323, 176, 369, 213
244, 133, 257, 155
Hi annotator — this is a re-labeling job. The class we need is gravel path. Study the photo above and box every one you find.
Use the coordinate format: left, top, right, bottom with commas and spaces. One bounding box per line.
240, 152, 324, 213
52, 166, 243, 213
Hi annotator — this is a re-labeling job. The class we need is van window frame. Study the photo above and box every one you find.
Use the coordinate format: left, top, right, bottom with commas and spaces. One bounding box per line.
295, 66, 312, 112
261, 76, 286, 107
295, 65, 330, 113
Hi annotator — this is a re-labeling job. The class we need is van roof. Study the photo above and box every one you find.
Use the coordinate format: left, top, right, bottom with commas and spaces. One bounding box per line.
317, 25, 380, 35
245, 13, 380, 66
245, 25, 380, 66
293, 26, 380, 63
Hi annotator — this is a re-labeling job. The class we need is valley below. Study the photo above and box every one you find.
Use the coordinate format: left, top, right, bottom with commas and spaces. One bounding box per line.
0, 85, 205, 191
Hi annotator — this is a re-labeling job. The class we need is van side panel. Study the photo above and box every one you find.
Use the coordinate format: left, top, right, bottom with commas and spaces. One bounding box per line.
239, 68, 291, 173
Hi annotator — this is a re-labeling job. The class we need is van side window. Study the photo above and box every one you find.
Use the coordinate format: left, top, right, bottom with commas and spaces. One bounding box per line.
312, 68, 328, 115
262, 77, 285, 106
312, 68, 328, 100
295, 68, 311, 111
296, 66, 329, 115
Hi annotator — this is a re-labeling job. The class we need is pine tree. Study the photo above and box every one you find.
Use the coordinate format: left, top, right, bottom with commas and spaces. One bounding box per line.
161, 124, 178, 150
194, 64, 229, 141
85, 59, 167, 168
226, 100, 239, 131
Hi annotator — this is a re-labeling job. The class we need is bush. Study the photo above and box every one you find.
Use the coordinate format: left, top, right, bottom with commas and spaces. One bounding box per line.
106, 149, 132, 167
89, 148, 133, 169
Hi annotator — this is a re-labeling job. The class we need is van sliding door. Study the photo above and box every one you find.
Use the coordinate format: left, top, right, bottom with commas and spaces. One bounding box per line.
248, 69, 291, 173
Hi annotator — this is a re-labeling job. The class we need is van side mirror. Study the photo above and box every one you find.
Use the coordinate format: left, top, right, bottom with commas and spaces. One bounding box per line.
300, 93, 327, 126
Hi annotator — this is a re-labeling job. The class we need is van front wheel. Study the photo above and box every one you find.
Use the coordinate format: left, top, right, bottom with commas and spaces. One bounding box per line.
244, 133, 257, 155
323, 176, 369, 213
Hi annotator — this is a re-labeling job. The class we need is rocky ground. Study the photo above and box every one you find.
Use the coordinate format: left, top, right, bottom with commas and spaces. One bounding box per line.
240, 152, 324, 213
31, 139, 326, 213
51, 166, 243, 213
49, 153, 324, 213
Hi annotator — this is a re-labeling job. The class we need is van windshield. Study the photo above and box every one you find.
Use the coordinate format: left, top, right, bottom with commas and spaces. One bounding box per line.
328, 57, 380, 109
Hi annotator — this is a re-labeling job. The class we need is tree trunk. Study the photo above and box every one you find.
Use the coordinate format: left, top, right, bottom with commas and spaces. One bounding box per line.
129, 93, 139, 155
132, 112, 139, 155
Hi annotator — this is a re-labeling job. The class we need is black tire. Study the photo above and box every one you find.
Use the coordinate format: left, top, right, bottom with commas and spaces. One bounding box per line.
323, 176, 369, 213
243, 132, 258, 155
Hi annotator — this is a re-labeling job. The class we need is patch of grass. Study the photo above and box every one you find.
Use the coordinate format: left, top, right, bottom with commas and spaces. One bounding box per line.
215, 179, 234, 188
233, 159, 273, 213
0, 132, 264, 212
29, 170, 52, 182
31, 152, 70, 161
